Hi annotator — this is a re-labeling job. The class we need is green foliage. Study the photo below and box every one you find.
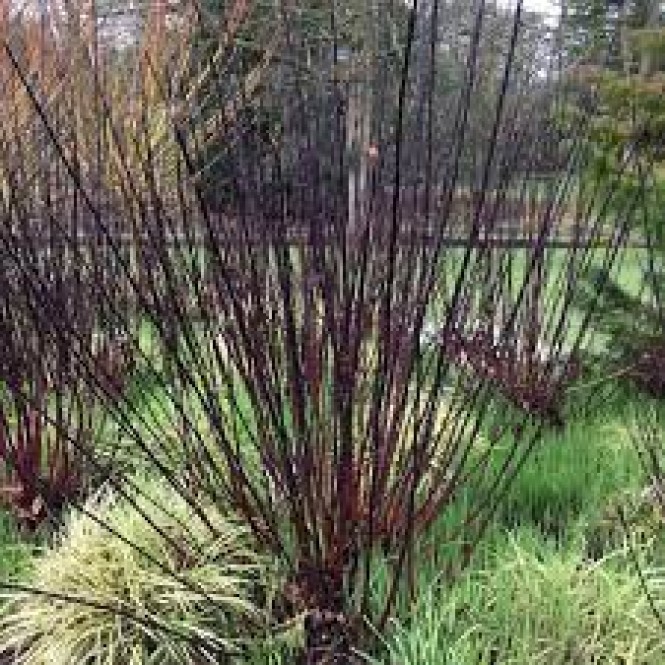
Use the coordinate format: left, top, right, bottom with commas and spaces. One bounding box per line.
566, 0, 665, 164
355, 387, 663, 664
495, 409, 642, 536
575, 259, 665, 393
0, 479, 289, 665
380, 529, 665, 665
0, 511, 33, 583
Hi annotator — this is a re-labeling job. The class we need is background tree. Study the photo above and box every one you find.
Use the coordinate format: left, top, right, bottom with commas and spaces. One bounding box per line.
566, 0, 665, 166
565, 0, 665, 403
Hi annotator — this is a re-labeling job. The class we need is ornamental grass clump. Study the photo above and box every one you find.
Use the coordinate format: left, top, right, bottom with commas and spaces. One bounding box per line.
0, 0, 646, 662
0, 478, 284, 665
0, 396, 84, 532
0, 315, 107, 532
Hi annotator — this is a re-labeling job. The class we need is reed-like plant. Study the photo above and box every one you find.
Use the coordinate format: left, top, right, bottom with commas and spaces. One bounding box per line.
0, 0, 643, 661
0, 280, 93, 532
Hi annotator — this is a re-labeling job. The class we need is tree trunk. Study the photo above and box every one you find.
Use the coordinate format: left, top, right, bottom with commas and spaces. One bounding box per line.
639, 0, 661, 78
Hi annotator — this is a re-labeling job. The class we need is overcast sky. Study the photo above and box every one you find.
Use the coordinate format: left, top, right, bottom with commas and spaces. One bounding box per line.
497, 0, 560, 27
519, 0, 560, 22
524, 0, 558, 11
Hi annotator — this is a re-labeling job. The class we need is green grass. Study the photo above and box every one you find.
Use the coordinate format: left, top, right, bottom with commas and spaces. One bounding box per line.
0, 512, 32, 583
427, 245, 646, 358
494, 403, 642, 537
370, 393, 665, 664
229, 379, 665, 664
380, 528, 665, 665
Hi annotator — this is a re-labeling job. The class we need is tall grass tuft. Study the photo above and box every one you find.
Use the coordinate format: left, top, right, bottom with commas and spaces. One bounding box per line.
0, 0, 645, 660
